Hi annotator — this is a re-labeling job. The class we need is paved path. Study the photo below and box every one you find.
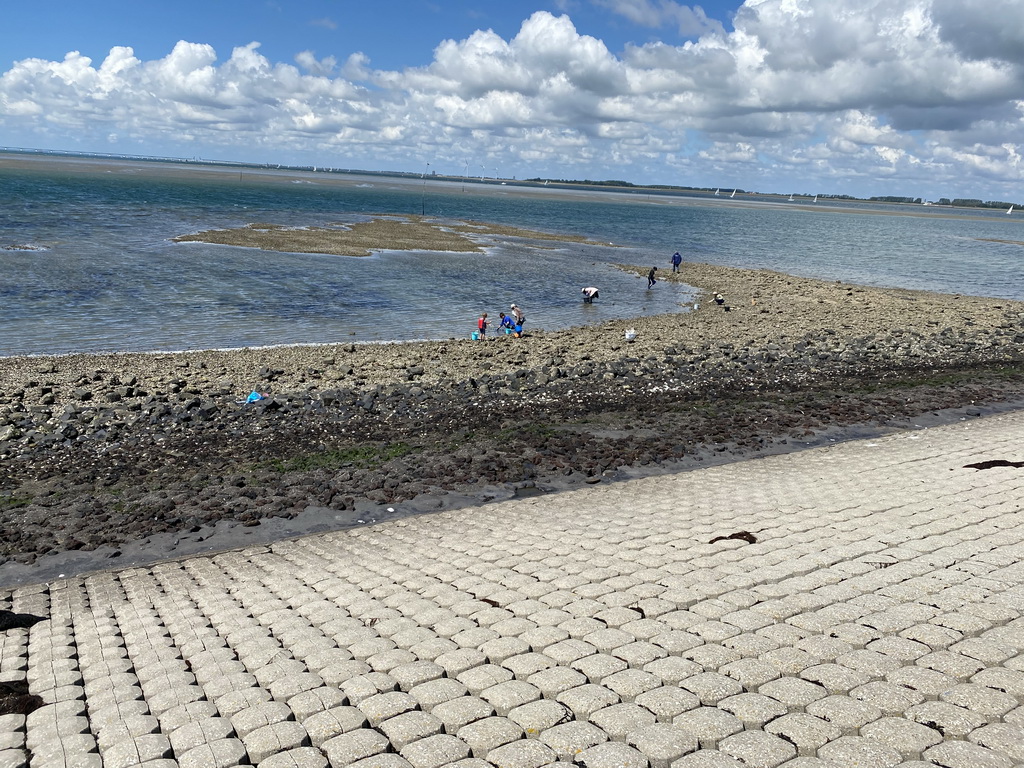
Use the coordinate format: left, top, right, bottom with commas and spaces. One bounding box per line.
2, 411, 1023, 768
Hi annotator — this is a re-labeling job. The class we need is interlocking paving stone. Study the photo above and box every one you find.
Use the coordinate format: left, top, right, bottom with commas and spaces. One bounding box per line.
922, 739, 1015, 768
8, 412, 1024, 768
717, 729, 796, 768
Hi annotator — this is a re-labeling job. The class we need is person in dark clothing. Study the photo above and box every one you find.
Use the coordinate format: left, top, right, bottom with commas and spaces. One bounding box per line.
671, 252, 682, 272
647, 267, 657, 289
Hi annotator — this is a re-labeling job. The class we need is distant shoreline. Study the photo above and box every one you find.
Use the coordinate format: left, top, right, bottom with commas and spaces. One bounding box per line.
4, 149, 1021, 219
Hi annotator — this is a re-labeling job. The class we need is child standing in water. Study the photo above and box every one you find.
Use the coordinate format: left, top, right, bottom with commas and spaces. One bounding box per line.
477, 312, 489, 338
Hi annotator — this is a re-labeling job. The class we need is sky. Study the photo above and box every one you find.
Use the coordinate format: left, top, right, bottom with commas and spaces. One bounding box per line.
2, 0, 1023, 201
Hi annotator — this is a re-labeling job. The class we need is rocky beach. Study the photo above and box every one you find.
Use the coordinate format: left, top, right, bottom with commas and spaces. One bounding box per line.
3, 241, 1024, 587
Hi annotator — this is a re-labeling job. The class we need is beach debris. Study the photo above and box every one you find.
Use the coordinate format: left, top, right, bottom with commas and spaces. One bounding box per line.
964, 459, 1024, 470
709, 530, 758, 544
624, 328, 637, 342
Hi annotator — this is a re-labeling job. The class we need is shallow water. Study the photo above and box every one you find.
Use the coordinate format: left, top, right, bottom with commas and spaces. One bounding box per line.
2, 154, 1022, 356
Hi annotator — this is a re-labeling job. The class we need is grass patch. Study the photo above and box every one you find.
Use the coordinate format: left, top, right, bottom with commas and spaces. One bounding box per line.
0, 494, 32, 510
266, 442, 414, 473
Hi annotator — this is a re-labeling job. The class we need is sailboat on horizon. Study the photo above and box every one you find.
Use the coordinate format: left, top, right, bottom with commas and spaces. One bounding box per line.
714, 188, 720, 195
1009, 205, 1014, 214
788, 194, 794, 202
812, 194, 818, 203
730, 189, 736, 198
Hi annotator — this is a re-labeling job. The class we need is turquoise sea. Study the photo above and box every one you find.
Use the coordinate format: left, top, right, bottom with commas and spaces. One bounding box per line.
2, 153, 1022, 357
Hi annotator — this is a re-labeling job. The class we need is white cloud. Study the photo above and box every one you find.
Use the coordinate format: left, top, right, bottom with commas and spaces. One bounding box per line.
1, 1, 1022, 199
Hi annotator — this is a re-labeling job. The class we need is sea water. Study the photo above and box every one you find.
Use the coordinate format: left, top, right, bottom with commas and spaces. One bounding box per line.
2, 153, 1022, 357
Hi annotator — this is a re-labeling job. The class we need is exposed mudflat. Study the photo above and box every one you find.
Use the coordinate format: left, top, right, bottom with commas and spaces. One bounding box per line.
2, 259, 1023, 588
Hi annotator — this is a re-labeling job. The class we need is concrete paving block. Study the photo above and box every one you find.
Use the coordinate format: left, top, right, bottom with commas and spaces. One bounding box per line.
815, 735, 901, 768
227, 700, 293, 739
303, 706, 368, 748
672, 707, 743, 750
971, 665, 1024, 696
430, 697, 495, 732
764, 712, 841, 757
256, 745, 329, 768
922, 740, 1013, 768
243, 720, 311, 763
602, 669, 662, 702
718, 693, 787, 730
434, 648, 487, 677
583, 628, 635, 653
634, 687, 700, 723
586, 702, 656, 740
167, 716, 236, 754
556, 683, 620, 720
625, 723, 697, 768
948, 637, 1016, 665
288, 686, 347, 722
481, 680, 543, 716
968, 722, 1024, 763
904, 700, 988, 738
525, 667, 587, 699
847, 681, 923, 718
914, 649, 986, 680
898, 623, 962, 650
317, 659, 372, 688
457, 716, 524, 757
760, 649, 817, 676
544, 639, 597, 666
141, 684, 206, 717
480, 637, 531, 665
519, 626, 570, 652
0, 748, 28, 768
101, 733, 173, 767
202, 671, 259, 700
321, 728, 391, 766
717, 658, 781, 690
269, 672, 325, 703
650, 631, 703, 656
358, 691, 419, 726
346, 756, 414, 768
407, 678, 469, 711
574, 740, 649, 768
858, 717, 942, 761
152, 699, 219, 733
718, 729, 796, 768
457, 664, 515, 695
940, 682, 1017, 717
341, 672, 400, 705
615, 641, 670, 667
720, 632, 778, 659
398, 733, 472, 768
484, 738, 556, 768
570, 653, 627, 684
669, 749, 745, 767
681, 644, 741, 671
679, 673, 744, 707
377, 711, 444, 751
253, 659, 307, 689
23, 731, 94, 766
368, 649, 419, 674
538, 721, 608, 761
501, 653, 556, 681
507, 700, 574, 737
644, 657, 704, 687
215, 684, 274, 720
176, 737, 248, 768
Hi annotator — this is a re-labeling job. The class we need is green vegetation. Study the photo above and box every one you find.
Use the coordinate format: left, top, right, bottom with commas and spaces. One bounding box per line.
0, 494, 32, 510
266, 442, 414, 473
